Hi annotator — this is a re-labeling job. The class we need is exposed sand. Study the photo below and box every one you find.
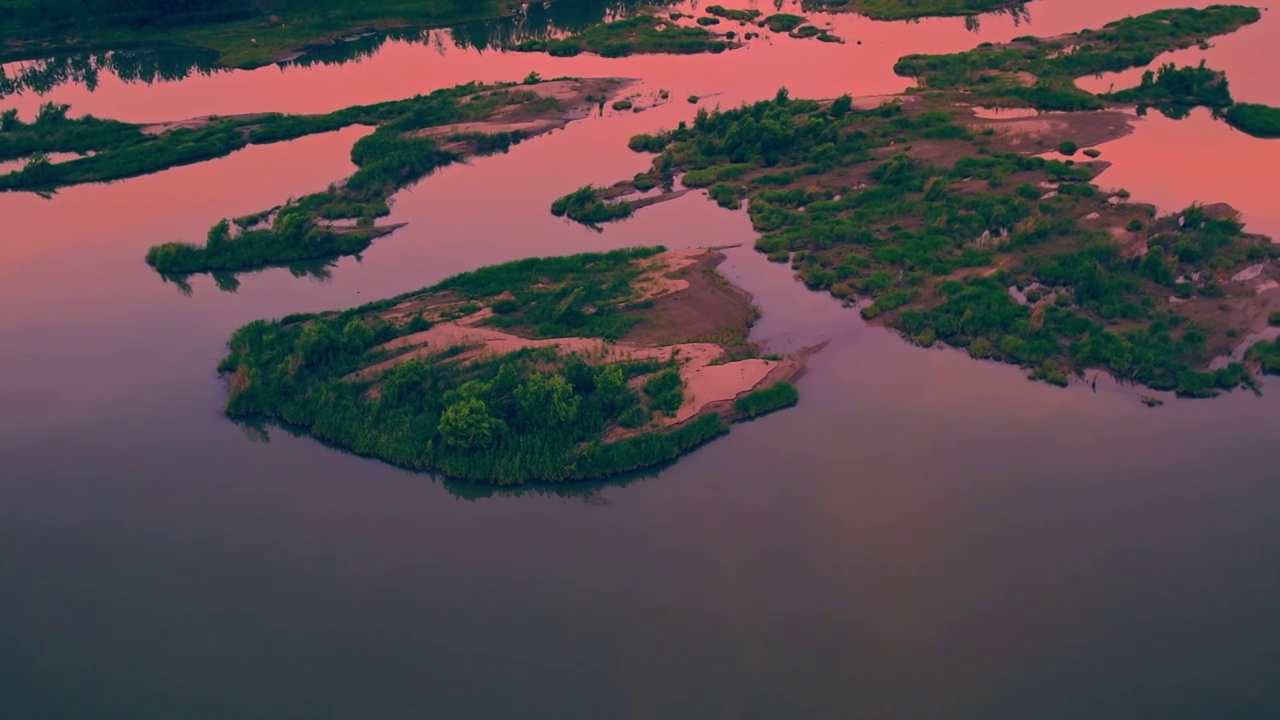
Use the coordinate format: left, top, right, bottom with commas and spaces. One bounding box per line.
354, 248, 799, 431
140, 112, 270, 135
364, 317, 782, 426
411, 78, 634, 143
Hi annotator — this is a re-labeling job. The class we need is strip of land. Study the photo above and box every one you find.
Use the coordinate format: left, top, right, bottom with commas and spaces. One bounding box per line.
220, 247, 802, 483
0, 76, 629, 276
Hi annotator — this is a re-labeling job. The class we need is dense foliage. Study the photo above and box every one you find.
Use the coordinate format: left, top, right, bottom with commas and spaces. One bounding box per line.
218, 248, 774, 483
569, 81, 1278, 397
510, 15, 731, 58
1224, 103, 1280, 138
803, 0, 1028, 20
894, 5, 1262, 111
1104, 61, 1233, 114
551, 185, 635, 226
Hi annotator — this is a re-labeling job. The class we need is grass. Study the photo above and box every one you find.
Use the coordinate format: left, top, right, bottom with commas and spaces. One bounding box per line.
1246, 339, 1280, 374
217, 247, 781, 483
510, 14, 732, 58
551, 185, 635, 226
734, 381, 799, 417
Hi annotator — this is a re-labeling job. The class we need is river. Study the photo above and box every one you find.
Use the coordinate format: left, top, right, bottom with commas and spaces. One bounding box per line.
2, 1, 1279, 717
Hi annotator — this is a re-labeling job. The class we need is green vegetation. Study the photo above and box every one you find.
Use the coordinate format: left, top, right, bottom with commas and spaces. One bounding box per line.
734, 381, 799, 418
706, 5, 761, 22
551, 185, 635, 226
2, 81, 544, 191
1246, 339, 1280, 374
1270, 312, 1280, 326
803, 0, 1034, 19
567, 80, 1279, 398
803, 0, 1028, 20
895, 6, 1262, 111
137, 80, 568, 274
510, 15, 732, 57
1104, 61, 1233, 113
0, 0, 510, 68
218, 247, 791, 483
762, 14, 807, 33
1224, 103, 1280, 138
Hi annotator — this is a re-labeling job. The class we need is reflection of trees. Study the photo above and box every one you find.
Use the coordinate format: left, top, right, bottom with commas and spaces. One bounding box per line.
1, 0, 675, 96
284, 0, 675, 66
161, 256, 339, 296
0, 47, 220, 99
230, 413, 665, 499
963, 2, 1031, 33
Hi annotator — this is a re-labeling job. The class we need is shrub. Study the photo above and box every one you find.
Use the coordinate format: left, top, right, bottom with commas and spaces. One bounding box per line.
1225, 103, 1280, 138
734, 381, 799, 418
1058, 140, 1079, 156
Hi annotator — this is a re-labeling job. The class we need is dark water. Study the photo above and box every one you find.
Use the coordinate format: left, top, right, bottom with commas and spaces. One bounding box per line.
3, 1, 1280, 717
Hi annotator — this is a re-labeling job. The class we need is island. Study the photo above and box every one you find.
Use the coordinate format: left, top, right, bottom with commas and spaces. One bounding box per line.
219, 247, 804, 483
0, 76, 639, 278
551, 6, 1280, 398
804, 0, 1031, 21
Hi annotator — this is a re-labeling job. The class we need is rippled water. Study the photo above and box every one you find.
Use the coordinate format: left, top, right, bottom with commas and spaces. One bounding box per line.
3, 1, 1279, 717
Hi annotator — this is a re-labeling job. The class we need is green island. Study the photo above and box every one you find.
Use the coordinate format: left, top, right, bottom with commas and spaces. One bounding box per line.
802, 0, 1030, 21
509, 13, 734, 56
550, 6, 1280, 398
893, 5, 1280, 136
0, 76, 628, 275
219, 246, 803, 483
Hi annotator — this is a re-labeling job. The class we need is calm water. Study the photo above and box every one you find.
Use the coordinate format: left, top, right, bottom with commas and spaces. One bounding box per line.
3, 1, 1280, 717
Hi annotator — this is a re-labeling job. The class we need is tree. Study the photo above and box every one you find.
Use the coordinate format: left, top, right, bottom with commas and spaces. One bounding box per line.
516, 373, 580, 429
438, 397, 503, 450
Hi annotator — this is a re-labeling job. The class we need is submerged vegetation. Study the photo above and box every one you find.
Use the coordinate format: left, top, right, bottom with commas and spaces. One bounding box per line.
219, 247, 798, 483
561, 64, 1279, 397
